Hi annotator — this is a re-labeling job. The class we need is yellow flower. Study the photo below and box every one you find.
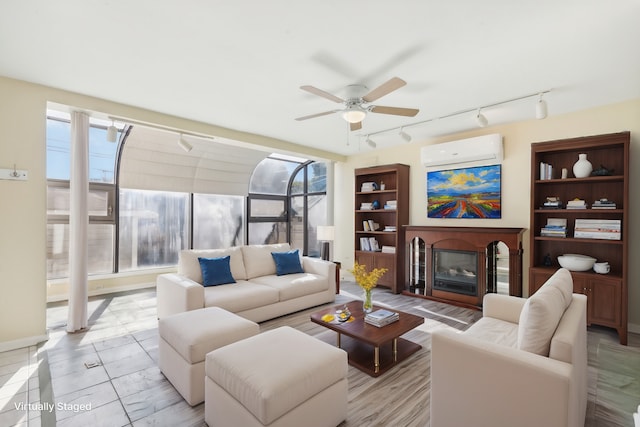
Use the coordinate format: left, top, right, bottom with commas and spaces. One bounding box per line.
349, 261, 388, 291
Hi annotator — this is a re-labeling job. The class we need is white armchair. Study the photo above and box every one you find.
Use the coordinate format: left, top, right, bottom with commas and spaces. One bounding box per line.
430, 268, 587, 427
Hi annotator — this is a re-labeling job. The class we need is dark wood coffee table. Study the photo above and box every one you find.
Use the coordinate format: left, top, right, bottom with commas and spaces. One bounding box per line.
310, 300, 424, 377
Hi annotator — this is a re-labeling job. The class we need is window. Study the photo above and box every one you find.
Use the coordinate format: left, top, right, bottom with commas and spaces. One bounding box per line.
46, 114, 120, 279
193, 194, 245, 249
118, 189, 189, 271
248, 157, 327, 255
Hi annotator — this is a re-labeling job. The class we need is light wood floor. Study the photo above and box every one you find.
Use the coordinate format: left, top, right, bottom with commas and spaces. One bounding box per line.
1, 281, 638, 426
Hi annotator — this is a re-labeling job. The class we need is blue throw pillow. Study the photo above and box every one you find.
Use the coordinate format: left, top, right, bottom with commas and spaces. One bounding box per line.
198, 256, 236, 287
271, 250, 304, 276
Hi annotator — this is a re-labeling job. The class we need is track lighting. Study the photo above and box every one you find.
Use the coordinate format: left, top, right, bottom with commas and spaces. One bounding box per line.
399, 128, 412, 143
106, 120, 118, 143
365, 136, 376, 148
475, 109, 488, 128
178, 134, 193, 152
535, 93, 548, 119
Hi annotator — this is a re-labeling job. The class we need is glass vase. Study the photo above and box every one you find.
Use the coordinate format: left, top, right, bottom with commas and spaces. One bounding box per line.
363, 289, 373, 313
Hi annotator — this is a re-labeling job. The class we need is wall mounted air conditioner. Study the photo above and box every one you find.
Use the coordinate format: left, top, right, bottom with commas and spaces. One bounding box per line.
421, 134, 503, 168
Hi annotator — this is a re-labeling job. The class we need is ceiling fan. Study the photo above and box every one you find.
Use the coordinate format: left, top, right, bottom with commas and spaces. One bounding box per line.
295, 77, 419, 131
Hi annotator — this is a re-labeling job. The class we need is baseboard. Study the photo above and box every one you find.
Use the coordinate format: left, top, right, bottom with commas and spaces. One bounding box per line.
0, 332, 49, 353
628, 323, 640, 335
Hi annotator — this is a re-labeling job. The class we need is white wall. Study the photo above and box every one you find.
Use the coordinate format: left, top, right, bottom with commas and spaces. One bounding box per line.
335, 98, 640, 331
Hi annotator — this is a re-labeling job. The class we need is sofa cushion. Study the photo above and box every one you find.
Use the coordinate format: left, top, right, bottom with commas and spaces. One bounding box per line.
464, 317, 519, 348
241, 243, 291, 279
517, 285, 566, 356
203, 280, 280, 313
179, 247, 247, 282
271, 249, 304, 276
250, 273, 329, 301
198, 256, 236, 286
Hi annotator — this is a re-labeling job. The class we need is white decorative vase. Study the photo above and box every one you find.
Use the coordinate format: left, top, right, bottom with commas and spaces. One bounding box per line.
572, 153, 592, 178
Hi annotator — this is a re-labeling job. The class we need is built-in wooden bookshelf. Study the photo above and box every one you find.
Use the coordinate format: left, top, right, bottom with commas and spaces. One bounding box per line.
354, 164, 409, 293
529, 132, 629, 344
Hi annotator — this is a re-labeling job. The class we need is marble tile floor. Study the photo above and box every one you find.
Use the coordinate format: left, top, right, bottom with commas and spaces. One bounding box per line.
1, 283, 639, 426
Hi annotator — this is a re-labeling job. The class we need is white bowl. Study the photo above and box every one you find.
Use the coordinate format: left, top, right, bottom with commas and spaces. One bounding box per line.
557, 254, 597, 271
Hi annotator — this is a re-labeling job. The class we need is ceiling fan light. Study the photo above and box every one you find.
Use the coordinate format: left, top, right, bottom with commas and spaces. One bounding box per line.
106, 120, 118, 143
475, 109, 488, 128
342, 108, 367, 124
399, 129, 412, 143
536, 97, 548, 119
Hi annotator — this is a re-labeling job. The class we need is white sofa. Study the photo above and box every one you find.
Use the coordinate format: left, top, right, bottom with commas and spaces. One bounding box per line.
156, 243, 336, 322
431, 268, 587, 427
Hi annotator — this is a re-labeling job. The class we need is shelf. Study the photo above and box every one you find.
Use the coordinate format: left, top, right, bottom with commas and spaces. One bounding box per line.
535, 175, 624, 184
534, 236, 623, 244
529, 131, 629, 345
356, 189, 398, 195
356, 231, 397, 235
534, 209, 623, 214
356, 209, 397, 213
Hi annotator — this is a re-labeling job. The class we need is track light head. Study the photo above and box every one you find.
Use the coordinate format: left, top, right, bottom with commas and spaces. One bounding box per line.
535, 94, 548, 119
106, 120, 118, 143
365, 136, 376, 148
475, 109, 488, 127
399, 128, 412, 143
178, 134, 193, 152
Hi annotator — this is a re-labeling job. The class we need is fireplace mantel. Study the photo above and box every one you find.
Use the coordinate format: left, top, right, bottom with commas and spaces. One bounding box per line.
403, 226, 525, 308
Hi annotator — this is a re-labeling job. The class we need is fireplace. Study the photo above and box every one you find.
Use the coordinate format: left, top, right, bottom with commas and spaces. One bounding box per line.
404, 226, 524, 308
433, 249, 478, 296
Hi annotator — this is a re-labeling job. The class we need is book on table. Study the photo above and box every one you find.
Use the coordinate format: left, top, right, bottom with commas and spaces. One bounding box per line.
365, 309, 399, 327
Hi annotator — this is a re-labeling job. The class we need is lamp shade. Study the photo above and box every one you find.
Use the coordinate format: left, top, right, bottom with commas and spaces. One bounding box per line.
317, 225, 335, 241
342, 107, 366, 123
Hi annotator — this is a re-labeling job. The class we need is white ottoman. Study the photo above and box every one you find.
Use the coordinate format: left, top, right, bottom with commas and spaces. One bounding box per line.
158, 307, 259, 406
205, 326, 348, 427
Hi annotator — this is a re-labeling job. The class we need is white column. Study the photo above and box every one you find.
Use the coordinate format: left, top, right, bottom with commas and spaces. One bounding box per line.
67, 111, 89, 333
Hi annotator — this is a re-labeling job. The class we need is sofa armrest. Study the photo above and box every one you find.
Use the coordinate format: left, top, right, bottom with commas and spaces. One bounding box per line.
482, 293, 527, 324
431, 329, 574, 427
302, 257, 336, 290
156, 273, 204, 319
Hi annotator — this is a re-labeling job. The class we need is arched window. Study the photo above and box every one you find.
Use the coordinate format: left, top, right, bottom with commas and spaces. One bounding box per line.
248, 155, 328, 256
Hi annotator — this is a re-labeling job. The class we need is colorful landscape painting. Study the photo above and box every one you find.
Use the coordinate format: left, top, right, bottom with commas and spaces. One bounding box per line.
427, 165, 501, 218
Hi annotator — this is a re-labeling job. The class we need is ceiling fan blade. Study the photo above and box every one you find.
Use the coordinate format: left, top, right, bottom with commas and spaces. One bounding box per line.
362, 77, 406, 102
350, 121, 362, 131
370, 105, 419, 117
300, 85, 344, 103
294, 110, 339, 121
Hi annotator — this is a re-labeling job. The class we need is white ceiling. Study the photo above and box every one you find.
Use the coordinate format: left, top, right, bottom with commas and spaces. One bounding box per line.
2, 1, 639, 157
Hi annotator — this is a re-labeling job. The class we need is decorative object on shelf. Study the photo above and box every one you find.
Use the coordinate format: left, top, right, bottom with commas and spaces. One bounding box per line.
349, 261, 388, 313
380, 181, 386, 190
371, 200, 380, 209
593, 262, 610, 274
543, 253, 553, 266
591, 164, 614, 176
557, 254, 596, 271
572, 153, 592, 178
561, 168, 568, 179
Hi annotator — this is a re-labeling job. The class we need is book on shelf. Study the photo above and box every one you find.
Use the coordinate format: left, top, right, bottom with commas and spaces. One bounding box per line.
381, 245, 396, 254
540, 218, 567, 237
383, 226, 397, 232
367, 219, 380, 231
540, 196, 563, 209
365, 309, 399, 327
539, 162, 554, 180
574, 219, 621, 240
592, 199, 617, 209
360, 202, 373, 210
368, 237, 380, 251
360, 237, 371, 251
361, 182, 377, 192
566, 199, 587, 209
